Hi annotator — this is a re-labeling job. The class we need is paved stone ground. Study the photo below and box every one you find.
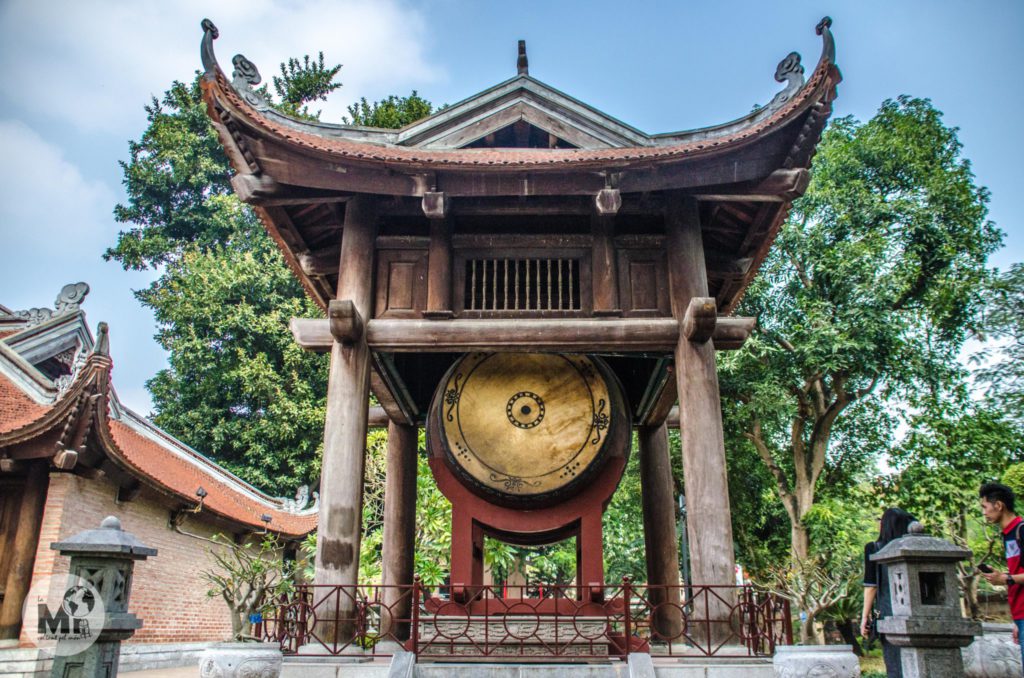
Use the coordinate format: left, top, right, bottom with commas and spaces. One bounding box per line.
122, 667, 197, 678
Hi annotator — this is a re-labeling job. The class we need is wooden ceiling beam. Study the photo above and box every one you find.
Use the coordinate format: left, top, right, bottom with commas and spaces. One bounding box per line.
291, 316, 755, 353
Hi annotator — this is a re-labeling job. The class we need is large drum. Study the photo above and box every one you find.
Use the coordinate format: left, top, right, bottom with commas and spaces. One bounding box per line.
428, 352, 630, 508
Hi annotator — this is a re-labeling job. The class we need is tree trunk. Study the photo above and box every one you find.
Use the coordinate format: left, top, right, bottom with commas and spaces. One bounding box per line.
799, 613, 819, 645
791, 520, 810, 562
964, 574, 980, 619
837, 619, 863, 655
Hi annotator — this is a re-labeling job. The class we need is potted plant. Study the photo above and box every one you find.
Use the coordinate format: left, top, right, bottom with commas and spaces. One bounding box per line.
198, 534, 295, 678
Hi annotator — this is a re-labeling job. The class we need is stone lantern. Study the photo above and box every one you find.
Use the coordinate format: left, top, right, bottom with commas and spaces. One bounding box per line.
871, 521, 981, 678
49, 516, 157, 678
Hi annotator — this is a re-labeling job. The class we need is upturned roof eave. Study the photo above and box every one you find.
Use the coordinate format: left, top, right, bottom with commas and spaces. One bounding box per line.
198, 17, 839, 178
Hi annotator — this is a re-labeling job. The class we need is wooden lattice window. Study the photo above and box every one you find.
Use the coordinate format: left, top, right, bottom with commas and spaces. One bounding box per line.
464, 258, 581, 312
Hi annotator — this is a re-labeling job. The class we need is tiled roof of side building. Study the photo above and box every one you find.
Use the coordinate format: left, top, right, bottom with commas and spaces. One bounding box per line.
0, 297, 318, 538
0, 377, 50, 433
106, 418, 317, 536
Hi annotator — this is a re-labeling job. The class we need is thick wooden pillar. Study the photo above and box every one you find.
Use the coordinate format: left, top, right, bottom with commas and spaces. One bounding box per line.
638, 423, 683, 641
665, 195, 736, 634
0, 461, 49, 640
315, 196, 378, 607
381, 421, 418, 640
425, 217, 453, 318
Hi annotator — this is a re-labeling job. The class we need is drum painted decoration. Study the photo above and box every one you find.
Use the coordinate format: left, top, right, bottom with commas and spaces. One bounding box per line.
431, 352, 628, 507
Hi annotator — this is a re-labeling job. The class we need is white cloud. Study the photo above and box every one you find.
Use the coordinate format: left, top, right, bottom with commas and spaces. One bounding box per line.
0, 0, 442, 134
0, 118, 164, 415
0, 119, 113, 259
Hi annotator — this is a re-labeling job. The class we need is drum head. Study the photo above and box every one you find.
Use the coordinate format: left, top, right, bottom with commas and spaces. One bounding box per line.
432, 352, 626, 505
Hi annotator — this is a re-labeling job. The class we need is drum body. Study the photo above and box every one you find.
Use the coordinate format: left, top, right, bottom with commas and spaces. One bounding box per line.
427, 352, 630, 509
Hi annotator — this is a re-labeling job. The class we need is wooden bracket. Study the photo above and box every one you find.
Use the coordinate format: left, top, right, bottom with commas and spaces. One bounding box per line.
0, 456, 23, 473
422, 191, 448, 219
230, 173, 281, 203
52, 449, 78, 470
595, 188, 622, 215
682, 297, 717, 343
328, 299, 364, 345
298, 244, 341, 277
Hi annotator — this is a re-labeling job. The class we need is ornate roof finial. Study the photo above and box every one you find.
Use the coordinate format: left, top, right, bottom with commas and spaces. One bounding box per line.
54, 282, 89, 315
93, 321, 110, 358
769, 52, 805, 109
13, 282, 90, 327
517, 40, 529, 76
200, 19, 219, 75
816, 16, 836, 64
199, 18, 270, 111
231, 54, 269, 111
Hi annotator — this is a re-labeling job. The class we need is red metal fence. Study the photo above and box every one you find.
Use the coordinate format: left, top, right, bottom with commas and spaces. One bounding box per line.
258, 578, 791, 660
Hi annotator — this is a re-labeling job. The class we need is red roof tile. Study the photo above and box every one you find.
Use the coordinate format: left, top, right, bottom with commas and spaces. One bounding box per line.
107, 419, 316, 537
206, 55, 836, 171
0, 377, 49, 433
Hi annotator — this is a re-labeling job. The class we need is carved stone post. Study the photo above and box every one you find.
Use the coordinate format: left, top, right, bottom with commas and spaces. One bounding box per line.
49, 516, 156, 678
0, 460, 48, 640
638, 423, 683, 643
872, 523, 982, 677
314, 196, 378, 639
381, 421, 418, 641
665, 194, 736, 639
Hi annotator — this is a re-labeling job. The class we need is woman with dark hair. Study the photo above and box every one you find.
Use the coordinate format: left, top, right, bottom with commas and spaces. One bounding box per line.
860, 508, 916, 677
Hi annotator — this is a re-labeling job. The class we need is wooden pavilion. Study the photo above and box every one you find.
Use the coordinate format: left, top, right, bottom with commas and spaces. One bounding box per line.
198, 15, 840, 625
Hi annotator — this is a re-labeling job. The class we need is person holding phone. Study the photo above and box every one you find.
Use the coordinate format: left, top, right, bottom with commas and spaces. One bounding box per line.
979, 482, 1023, 665
861, 507, 917, 677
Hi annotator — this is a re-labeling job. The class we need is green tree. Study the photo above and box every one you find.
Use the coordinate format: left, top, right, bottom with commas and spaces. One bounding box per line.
106, 59, 436, 495
145, 225, 328, 491
976, 263, 1024, 424
720, 96, 1000, 567
272, 53, 342, 119
343, 92, 433, 128
884, 389, 1023, 617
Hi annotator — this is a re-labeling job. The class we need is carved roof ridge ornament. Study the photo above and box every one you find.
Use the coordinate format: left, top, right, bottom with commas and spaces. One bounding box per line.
764, 16, 832, 112
768, 52, 804, 109
517, 40, 528, 76
13, 282, 90, 328
200, 18, 269, 112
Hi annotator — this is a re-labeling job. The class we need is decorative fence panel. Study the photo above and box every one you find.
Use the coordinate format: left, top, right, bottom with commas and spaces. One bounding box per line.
257, 578, 791, 660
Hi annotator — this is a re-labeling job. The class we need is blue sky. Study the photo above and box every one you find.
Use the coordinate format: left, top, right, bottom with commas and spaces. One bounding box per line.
1, 1, 1022, 414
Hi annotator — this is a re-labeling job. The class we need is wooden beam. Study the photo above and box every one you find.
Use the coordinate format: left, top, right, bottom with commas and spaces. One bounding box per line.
368, 406, 389, 428
290, 316, 755, 353
694, 168, 809, 202
666, 405, 680, 428
639, 365, 678, 427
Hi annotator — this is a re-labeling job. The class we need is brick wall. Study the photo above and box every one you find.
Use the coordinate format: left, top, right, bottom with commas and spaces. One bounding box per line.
22, 472, 240, 645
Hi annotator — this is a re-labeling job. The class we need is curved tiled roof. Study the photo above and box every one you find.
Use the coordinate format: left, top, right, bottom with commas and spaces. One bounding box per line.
199, 17, 840, 173
0, 315, 317, 538
106, 417, 316, 536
